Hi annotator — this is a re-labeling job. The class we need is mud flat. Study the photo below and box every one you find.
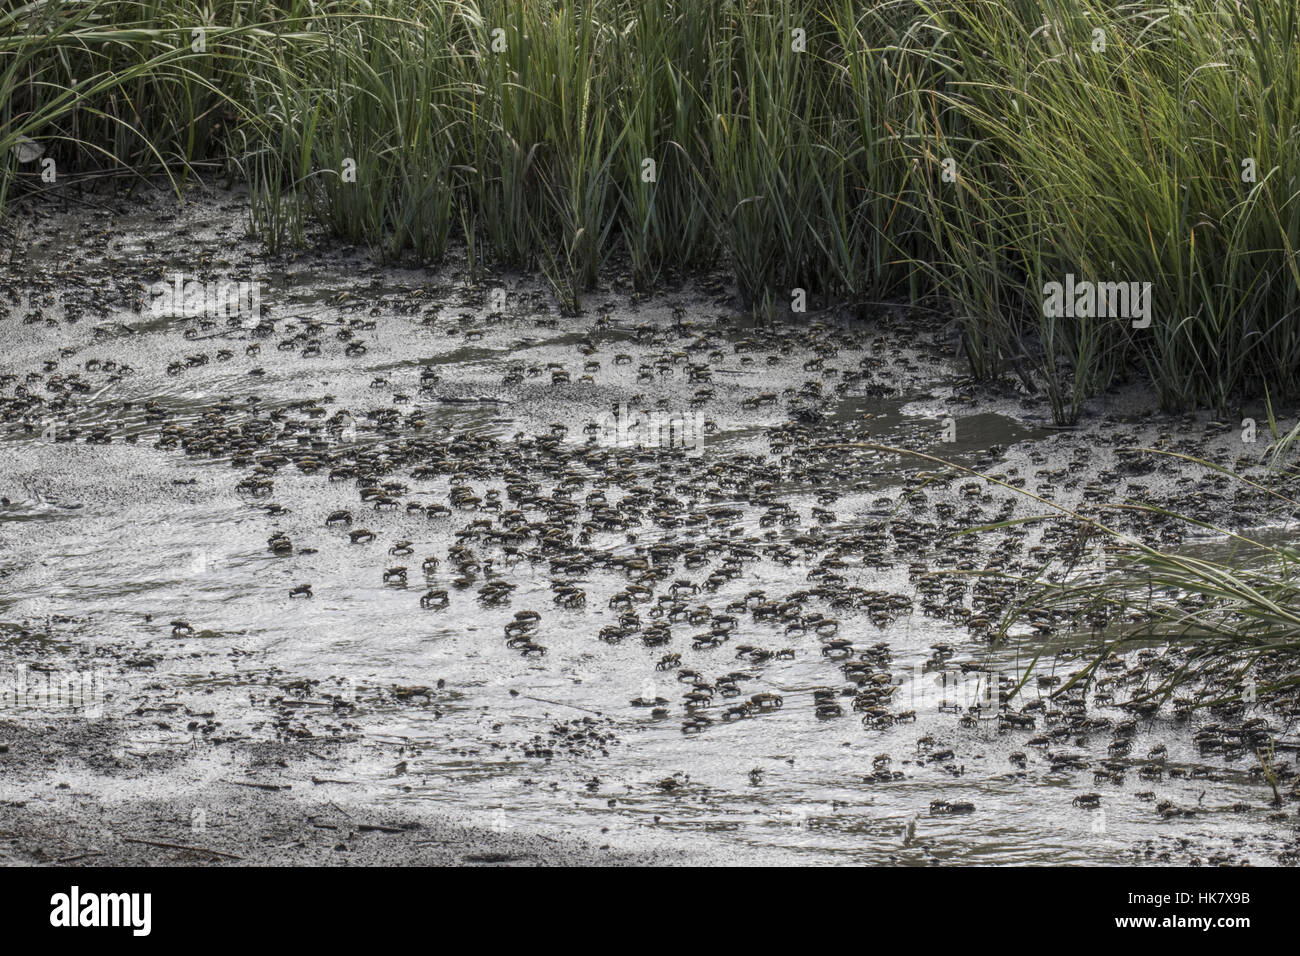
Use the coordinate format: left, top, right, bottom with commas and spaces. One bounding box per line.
0, 719, 688, 865
2, 188, 1299, 866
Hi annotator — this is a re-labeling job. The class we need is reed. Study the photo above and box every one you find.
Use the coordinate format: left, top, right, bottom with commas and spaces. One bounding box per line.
847, 441, 1300, 706
4, 0, 1298, 422
989, 453, 1300, 705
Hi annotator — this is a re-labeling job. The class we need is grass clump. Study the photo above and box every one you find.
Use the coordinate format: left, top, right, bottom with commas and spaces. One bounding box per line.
999, 474, 1300, 708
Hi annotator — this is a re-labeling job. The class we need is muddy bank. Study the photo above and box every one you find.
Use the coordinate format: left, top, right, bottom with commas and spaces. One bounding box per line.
2, 186, 1299, 866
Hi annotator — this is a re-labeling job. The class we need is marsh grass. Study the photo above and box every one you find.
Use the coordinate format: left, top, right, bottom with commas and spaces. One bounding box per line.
850, 441, 1300, 708
1003, 494, 1300, 708
911, 0, 1300, 420
3, 0, 1298, 421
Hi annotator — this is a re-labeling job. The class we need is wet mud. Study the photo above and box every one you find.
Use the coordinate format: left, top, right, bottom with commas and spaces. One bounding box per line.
2, 188, 1299, 865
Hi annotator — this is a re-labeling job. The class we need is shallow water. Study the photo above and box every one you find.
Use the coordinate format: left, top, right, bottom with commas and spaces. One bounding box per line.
1, 192, 1296, 865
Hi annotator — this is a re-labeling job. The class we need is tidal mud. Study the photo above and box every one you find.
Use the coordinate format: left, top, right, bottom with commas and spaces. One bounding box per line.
2, 188, 1298, 866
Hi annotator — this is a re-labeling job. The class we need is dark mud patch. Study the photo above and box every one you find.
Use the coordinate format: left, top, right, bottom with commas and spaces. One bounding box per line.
0, 718, 680, 865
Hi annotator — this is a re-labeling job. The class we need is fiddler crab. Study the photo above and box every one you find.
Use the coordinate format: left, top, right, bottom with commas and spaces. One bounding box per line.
419, 588, 450, 609
721, 702, 754, 721
505, 609, 541, 632
681, 715, 711, 734
552, 584, 586, 608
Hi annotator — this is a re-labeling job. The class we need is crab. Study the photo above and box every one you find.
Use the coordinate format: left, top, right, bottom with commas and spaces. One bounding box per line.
390, 685, 434, 702
349, 528, 376, 544
419, 589, 450, 609
504, 617, 537, 637
669, 579, 698, 598
325, 510, 352, 527
553, 585, 586, 608
289, 583, 313, 598
861, 708, 894, 730
820, 639, 853, 658
656, 653, 681, 671
721, 702, 754, 721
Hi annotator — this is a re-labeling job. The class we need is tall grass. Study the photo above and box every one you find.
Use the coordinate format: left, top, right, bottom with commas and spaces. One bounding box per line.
4, 0, 1298, 422
911, 0, 1300, 419
0, 1, 316, 206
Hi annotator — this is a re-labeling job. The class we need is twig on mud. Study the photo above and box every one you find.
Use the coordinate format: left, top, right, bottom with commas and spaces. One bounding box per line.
225, 779, 291, 791
123, 837, 243, 860
520, 695, 603, 715
56, 851, 104, 863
